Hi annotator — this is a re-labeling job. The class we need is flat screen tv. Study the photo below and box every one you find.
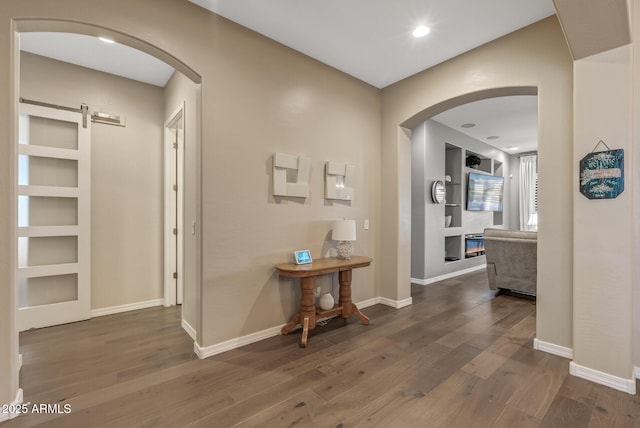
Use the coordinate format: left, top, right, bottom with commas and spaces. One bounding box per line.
467, 172, 504, 212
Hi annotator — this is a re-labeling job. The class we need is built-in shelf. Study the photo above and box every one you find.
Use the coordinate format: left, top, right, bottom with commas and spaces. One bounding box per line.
444, 227, 463, 237
413, 131, 507, 281
445, 235, 462, 263
442, 145, 504, 265
466, 150, 492, 173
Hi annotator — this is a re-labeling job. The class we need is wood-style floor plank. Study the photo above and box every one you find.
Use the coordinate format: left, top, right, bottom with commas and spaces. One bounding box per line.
3, 271, 639, 427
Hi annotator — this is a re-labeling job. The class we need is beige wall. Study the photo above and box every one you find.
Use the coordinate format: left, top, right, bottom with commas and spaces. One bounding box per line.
573, 46, 634, 380
199, 20, 381, 344
164, 71, 199, 338
20, 52, 165, 311
380, 16, 574, 346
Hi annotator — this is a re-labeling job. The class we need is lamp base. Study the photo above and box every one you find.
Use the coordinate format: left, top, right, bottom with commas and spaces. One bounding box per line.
336, 241, 354, 260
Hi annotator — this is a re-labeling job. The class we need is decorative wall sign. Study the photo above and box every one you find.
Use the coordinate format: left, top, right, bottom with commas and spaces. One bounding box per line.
579, 141, 624, 200
325, 161, 355, 200
273, 152, 310, 198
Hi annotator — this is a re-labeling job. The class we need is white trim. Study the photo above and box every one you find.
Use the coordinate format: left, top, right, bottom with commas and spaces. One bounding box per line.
411, 264, 486, 286
533, 338, 573, 359
635, 366, 640, 379
90, 299, 163, 318
181, 318, 197, 341
379, 296, 413, 309
194, 296, 409, 359
17, 354, 22, 373
355, 297, 381, 309
164, 103, 185, 308
0, 388, 23, 422
195, 325, 282, 359
569, 362, 636, 394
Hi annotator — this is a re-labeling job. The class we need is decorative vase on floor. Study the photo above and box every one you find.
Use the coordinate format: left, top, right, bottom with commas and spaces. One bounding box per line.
319, 292, 335, 310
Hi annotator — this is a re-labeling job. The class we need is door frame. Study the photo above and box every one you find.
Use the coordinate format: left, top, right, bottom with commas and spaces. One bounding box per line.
164, 104, 185, 307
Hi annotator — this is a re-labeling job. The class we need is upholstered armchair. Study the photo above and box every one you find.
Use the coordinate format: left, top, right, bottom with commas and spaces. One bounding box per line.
483, 228, 537, 296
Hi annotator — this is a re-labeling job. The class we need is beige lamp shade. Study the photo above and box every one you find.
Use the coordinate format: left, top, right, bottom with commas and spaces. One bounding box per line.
332, 219, 356, 241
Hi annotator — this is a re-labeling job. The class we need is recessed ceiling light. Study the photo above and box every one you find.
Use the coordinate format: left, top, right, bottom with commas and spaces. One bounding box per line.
505, 145, 518, 150
412, 26, 431, 38
461, 123, 476, 128
98, 37, 115, 44
486, 136, 500, 140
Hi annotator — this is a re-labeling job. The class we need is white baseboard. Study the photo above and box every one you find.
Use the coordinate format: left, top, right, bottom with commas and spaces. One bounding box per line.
91, 298, 164, 318
356, 297, 382, 309
194, 296, 411, 359
533, 338, 573, 359
0, 388, 23, 422
181, 319, 197, 341
195, 325, 282, 359
412, 264, 486, 286
379, 296, 413, 309
569, 362, 636, 394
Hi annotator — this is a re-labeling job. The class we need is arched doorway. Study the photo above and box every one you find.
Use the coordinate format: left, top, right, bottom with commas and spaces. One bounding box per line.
9, 19, 203, 405
408, 91, 538, 284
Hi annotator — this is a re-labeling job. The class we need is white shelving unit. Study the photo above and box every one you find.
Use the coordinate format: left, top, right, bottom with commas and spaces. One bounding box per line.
443, 144, 504, 265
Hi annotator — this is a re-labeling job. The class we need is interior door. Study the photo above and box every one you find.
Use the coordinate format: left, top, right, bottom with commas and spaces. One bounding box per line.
17, 102, 91, 331
164, 108, 184, 307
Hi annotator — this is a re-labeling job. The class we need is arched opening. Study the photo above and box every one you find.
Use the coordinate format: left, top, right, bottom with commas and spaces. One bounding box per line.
407, 88, 538, 284
10, 18, 203, 405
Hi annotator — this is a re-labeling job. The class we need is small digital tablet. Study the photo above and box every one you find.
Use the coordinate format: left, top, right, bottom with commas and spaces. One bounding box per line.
294, 250, 312, 264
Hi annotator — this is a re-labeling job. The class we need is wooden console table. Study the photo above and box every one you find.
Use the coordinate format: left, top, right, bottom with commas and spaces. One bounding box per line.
276, 256, 372, 347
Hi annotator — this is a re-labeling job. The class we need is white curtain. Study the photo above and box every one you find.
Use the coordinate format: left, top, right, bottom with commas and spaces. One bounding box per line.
519, 155, 537, 231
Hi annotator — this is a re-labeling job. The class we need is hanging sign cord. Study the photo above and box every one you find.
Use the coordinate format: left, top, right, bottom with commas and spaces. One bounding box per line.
591, 140, 611, 153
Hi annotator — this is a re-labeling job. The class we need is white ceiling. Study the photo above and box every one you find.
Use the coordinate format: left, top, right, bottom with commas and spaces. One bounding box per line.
431, 95, 538, 154
190, 0, 556, 89
18, 1, 550, 154
20, 32, 175, 87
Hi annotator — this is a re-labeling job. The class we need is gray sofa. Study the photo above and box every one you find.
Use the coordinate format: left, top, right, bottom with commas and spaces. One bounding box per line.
483, 228, 537, 296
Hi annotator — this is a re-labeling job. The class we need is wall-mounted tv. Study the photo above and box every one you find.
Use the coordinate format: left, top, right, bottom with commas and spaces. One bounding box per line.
467, 172, 504, 212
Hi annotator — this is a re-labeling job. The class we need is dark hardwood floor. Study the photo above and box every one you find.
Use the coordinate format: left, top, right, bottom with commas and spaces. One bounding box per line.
3, 270, 639, 427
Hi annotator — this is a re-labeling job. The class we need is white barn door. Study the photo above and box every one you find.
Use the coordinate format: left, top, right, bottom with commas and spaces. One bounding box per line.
17, 102, 91, 331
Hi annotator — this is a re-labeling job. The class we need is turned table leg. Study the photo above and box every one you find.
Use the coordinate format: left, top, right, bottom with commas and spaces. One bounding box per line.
280, 313, 301, 335
338, 269, 370, 325
280, 276, 317, 347
298, 277, 317, 347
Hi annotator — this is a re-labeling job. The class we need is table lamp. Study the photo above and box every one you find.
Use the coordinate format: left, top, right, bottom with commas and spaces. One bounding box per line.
333, 219, 356, 259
